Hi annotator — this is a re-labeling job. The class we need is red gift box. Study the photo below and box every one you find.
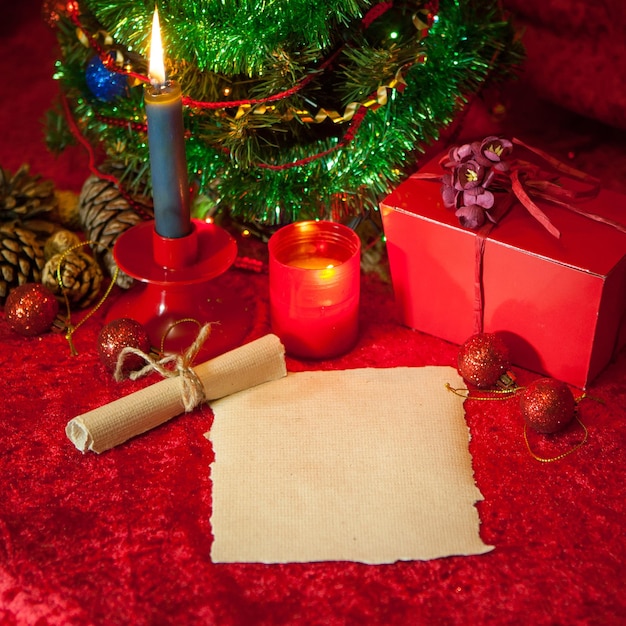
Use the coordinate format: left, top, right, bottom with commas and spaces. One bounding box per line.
380, 157, 626, 388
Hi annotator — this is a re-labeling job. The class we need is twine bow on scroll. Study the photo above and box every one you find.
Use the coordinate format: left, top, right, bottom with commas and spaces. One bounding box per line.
66, 333, 287, 454
114, 322, 211, 413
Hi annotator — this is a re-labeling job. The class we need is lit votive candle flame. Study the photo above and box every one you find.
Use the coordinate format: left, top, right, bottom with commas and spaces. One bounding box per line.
145, 7, 191, 239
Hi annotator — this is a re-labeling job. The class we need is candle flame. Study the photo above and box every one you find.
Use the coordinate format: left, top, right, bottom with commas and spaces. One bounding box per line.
148, 7, 166, 86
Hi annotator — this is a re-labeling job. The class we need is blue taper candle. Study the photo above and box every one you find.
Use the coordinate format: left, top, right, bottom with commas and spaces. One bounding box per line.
145, 8, 191, 239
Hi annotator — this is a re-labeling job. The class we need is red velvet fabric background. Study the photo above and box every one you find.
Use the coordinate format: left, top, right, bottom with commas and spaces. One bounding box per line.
2, 3, 626, 625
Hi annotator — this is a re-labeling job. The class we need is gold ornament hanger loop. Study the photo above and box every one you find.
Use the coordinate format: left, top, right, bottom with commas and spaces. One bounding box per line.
56, 240, 119, 355
523, 417, 588, 463
445, 383, 521, 401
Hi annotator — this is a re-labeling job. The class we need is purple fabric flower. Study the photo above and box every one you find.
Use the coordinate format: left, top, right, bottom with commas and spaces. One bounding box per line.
447, 143, 474, 164
476, 136, 513, 171
455, 205, 486, 229
455, 160, 492, 191
440, 135, 514, 229
463, 186, 495, 209
441, 173, 459, 208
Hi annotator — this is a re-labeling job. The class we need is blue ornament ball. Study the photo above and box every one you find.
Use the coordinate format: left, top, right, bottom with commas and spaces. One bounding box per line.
85, 55, 128, 102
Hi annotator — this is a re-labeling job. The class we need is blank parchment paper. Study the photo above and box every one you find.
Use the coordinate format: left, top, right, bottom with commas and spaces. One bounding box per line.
207, 366, 493, 564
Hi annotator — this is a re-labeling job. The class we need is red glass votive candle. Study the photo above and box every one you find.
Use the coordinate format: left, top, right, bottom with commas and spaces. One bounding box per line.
269, 220, 361, 359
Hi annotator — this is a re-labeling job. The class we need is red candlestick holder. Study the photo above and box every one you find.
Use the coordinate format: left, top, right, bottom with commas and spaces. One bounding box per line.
105, 219, 251, 359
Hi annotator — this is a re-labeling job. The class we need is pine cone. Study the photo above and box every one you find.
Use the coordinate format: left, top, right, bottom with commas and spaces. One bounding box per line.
41, 250, 104, 309
0, 164, 57, 222
78, 170, 152, 288
0, 222, 46, 304
44, 229, 82, 260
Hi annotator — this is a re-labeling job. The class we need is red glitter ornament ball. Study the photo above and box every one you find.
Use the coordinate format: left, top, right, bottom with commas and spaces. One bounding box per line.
5, 283, 59, 336
457, 332, 510, 388
98, 318, 151, 374
520, 378, 576, 434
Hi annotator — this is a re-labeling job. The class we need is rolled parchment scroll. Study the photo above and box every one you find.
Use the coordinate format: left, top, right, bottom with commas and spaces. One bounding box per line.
66, 334, 286, 453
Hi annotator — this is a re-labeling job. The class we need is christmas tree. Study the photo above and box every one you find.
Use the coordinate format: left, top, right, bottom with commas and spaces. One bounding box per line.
45, 0, 521, 229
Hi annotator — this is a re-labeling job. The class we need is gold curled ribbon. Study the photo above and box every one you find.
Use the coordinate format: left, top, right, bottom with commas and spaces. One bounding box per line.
56, 240, 119, 356
76, 27, 113, 50
114, 321, 212, 413
231, 64, 415, 125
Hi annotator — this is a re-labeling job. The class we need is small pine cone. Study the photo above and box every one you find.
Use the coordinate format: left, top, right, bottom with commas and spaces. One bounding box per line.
0, 164, 57, 222
42, 250, 104, 309
78, 170, 152, 289
0, 222, 46, 304
44, 229, 82, 260
17, 218, 60, 242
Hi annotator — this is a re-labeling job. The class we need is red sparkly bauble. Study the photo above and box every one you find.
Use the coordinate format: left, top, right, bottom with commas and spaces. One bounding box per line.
520, 378, 576, 434
5, 283, 59, 337
457, 332, 510, 388
98, 318, 151, 374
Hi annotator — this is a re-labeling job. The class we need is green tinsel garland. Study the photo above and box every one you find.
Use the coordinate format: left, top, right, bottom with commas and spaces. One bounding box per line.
47, 0, 522, 227
87, 0, 371, 75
